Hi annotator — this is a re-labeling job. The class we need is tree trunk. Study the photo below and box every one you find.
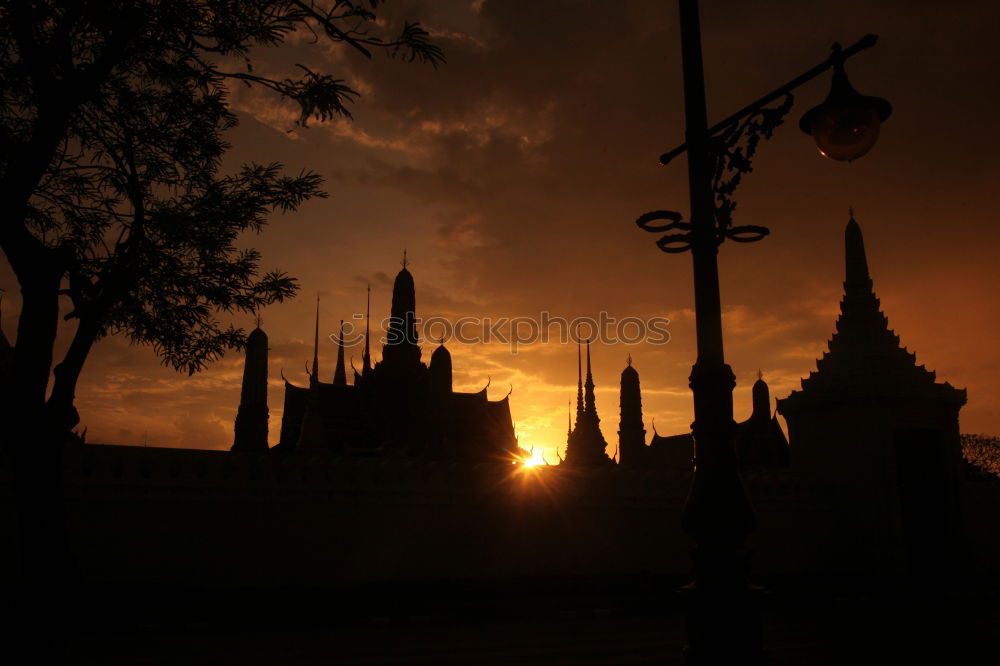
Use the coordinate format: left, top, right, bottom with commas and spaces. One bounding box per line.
2, 257, 78, 662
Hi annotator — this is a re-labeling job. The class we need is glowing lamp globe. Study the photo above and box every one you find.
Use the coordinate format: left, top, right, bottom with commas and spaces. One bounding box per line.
800, 56, 891, 162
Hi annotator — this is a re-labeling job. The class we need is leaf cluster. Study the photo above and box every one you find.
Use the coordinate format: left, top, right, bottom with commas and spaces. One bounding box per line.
0, 0, 442, 374
961, 433, 1000, 479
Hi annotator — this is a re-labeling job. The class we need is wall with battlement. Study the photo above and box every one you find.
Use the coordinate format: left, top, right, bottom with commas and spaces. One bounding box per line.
1, 444, 997, 586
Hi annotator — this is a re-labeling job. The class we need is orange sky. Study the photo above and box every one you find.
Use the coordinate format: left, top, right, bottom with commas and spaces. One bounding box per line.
2, 0, 998, 462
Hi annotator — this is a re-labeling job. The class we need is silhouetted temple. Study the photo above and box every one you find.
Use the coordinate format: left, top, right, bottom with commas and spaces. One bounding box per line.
645, 428, 695, 470
5, 215, 997, 594
615, 356, 785, 470
564, 341, 613, 467
617, 356, 692, 469
778, 214, 967, 567
778, 215, 966, 468
617, 356, 645, 467
248, 259, 519, 461
735, 372, 789, 470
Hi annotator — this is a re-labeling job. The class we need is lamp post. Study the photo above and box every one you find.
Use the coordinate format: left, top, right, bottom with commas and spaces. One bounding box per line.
638, 1, 890, 662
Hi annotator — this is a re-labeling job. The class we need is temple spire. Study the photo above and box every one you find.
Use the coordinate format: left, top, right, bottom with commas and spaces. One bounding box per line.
575, 336, 584, 420
362, 284, 372, 376
618, 356, 645, 467
845, 208, 871, 287
567, 400, 572, 438
777, 211, 967, 424
751, 371, 770, 420
584, 339, 597, 415
564, 338, 610, 467
333, 319, 347, 386
310, 296, 320, 386
383, 251, 420, 367
232, 325, 269, 452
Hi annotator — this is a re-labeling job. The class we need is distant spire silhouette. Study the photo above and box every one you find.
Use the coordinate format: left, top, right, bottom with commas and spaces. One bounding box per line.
575, 335, 584, 422
362, 284, 373, 377
752, 371, 770, 420
430, 340, 453, 395
383, 252, 420, 367
564, 338, 611, 467
618, 355, 645, 467
297, 295, 326, 452
333, 319, 347, 386
310, 296, 320, 386
567, 400, 572, 438
232, 324, 269, 452
584, 340, 597, 416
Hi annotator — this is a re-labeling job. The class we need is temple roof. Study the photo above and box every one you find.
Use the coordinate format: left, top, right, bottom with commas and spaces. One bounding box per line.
391, 265, 415, 321
648, 432, 694, 470
780, 215, 966, 411
431, 343, 452, 365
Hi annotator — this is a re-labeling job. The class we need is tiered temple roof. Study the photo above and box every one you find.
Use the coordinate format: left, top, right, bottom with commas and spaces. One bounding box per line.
780, 214, 966, 411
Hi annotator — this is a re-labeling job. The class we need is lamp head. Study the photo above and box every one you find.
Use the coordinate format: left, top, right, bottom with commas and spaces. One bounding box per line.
800, 46, 892, 162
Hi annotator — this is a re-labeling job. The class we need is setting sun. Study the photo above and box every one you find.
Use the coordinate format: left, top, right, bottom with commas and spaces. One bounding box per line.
520, 448, 549, 467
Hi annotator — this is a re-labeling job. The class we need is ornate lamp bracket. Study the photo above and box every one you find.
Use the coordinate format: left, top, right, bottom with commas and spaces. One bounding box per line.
636, 92, 791, 253
639, 33, 881, 255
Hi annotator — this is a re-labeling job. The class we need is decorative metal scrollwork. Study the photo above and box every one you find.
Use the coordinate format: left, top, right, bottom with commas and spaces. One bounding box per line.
636, 210, 692, 253
637, 93, 793, 254
725, 224, 770, 243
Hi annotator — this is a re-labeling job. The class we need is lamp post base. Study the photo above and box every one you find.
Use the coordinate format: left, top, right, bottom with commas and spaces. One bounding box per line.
680, 548, 766, 665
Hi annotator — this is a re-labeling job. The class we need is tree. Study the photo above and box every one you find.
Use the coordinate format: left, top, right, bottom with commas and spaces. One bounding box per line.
0, 0, 444, 591
962, 433, 1000, 478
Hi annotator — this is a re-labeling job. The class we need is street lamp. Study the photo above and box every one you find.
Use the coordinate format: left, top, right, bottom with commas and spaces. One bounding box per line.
637, 1, 889, 663
800, 47, 893, 162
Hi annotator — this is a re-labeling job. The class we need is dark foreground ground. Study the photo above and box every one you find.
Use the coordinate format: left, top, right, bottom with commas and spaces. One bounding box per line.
12, 576, 1000, 665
